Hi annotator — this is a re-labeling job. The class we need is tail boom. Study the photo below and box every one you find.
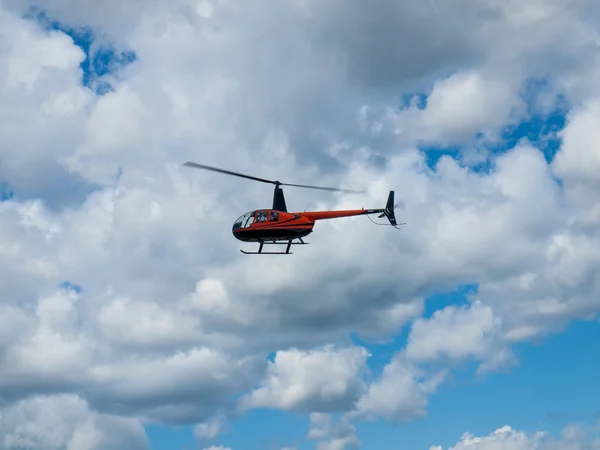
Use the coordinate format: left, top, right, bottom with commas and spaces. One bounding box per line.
301, 209, 383, 221
299, 191, 399, 226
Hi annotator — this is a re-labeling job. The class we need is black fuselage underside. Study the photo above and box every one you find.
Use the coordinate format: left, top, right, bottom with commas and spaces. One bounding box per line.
233, 227, 312, 242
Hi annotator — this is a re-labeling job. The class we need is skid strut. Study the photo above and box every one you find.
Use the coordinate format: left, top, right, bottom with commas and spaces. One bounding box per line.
240, 238, 309, 255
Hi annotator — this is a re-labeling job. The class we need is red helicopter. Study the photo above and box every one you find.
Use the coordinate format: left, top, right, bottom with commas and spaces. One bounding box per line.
183, 161, 404, 254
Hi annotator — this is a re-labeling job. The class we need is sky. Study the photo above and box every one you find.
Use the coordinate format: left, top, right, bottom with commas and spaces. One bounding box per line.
0, 0, 600, 449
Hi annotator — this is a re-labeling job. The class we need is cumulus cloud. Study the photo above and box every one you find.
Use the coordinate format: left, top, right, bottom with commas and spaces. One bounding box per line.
351, 351, 445, 423
0, 394, 147, 450
1, 0, 600, 446
405, 300, 516, 374
307, 414, 360, 450
392, 69, 527, 146
194, 413, 228, 440
239, 346, 369, 414
431, 424, 600, 450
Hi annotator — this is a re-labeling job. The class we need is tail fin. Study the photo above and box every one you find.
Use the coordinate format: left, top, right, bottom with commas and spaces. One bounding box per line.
377, 191, 397, 226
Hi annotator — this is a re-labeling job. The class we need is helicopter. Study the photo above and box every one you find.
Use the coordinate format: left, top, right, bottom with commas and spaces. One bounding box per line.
182, 161, 404, 254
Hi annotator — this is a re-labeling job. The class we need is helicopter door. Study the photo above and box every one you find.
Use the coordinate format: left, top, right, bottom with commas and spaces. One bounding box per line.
254, 211, 268, 225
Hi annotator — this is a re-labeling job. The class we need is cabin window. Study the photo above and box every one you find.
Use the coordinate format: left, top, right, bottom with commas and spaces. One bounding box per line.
269, 211, 279, 221
255, 211, 268, 223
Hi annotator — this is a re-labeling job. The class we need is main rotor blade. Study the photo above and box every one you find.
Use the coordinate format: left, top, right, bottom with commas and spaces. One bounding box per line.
182, 161, 276, 185
280, 182, 364, 194
182, 161, 363, 193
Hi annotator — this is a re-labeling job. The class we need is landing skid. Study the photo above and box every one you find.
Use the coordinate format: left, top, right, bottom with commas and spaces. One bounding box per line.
240, 238, 310, 255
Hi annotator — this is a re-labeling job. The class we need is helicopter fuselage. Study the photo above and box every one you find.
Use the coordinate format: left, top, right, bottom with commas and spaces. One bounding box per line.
232, 209, 314, 242
231, 207, 387, 243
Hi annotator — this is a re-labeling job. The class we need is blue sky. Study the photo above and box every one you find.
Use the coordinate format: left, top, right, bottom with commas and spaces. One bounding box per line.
18, 8, 599, 450
374, 329, 598, 449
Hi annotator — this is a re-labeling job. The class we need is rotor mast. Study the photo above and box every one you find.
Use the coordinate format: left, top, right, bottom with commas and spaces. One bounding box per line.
272, 182, 287, 212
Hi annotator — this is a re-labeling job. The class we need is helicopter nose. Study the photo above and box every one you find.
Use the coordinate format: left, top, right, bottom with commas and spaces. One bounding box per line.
231, 224, 244, 241
232, 230, 247, 242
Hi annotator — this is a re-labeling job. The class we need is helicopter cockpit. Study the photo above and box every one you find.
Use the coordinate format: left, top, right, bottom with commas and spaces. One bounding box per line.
232, 210, 280, 231
232, 211, 256, 231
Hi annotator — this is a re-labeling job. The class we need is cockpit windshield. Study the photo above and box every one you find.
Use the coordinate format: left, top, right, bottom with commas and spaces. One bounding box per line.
232, 211, 256, 231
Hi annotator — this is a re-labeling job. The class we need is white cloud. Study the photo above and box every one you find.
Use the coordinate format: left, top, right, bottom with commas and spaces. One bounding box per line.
406, 300, 515, 373
0, 7, 93, 208
393, 69, 526, 146
239, 346, 369, 413
194, 413, 228, 439
553, 99, 600, 187
0, 394, 147, 450
552, 99, 600, 239
432, 424, 600, 450
308, 413, 332, 440
351, 351, 445, 423
307, 414, 360, 450
0, 0, 600, 445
